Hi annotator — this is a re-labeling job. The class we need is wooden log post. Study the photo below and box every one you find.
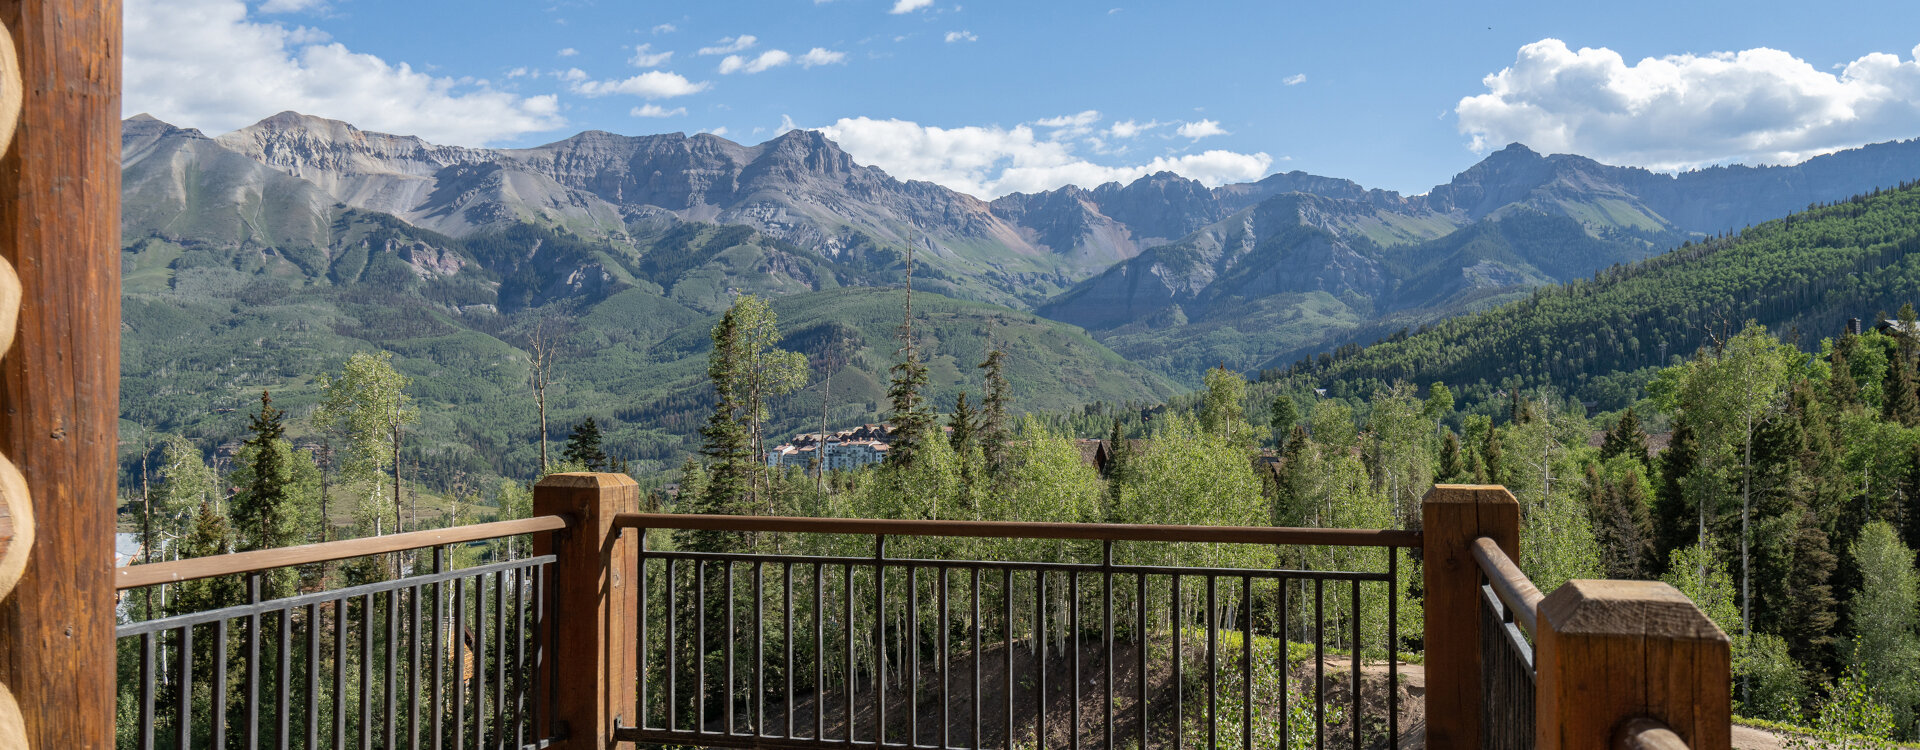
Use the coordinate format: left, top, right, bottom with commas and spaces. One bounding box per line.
1421, 484, 1519, 749
1535, 580, 1731, 750
534, 473, 640, 749
0, 1, 121, 747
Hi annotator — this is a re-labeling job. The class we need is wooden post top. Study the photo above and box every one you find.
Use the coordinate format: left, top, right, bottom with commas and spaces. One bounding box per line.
1539, 580, 1729, 643
1423, 484, 1519, 505
535, 472, 638, 490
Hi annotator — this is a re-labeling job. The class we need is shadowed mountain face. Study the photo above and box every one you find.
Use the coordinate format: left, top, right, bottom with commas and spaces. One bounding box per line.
124, 112, 1920, 384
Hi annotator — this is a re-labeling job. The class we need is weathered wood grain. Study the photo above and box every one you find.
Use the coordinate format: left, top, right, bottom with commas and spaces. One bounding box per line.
1536, 580, 1731, 750
533, 472, 639, 749
1421, 484, 1520, 750
0, 2, 121, 748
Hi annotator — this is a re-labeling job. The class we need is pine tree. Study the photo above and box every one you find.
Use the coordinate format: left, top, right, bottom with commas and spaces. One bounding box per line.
1270, 393, 1299, 448
1481, 425, 1505, 486
696, 307, 753, 544
1882, 344, 1920, 427
1271, 424, 1312, 527
977, 348, 1013, 472
950, 392, 981, 492
1829, 346, 1862, 411
172, 500, 240, 616
886, 243, 935, 466
949, 392, 976, 453
1601, 407, 1651, 467
562, 417, 610, 471
1652, 419, 1701, 571
1781, 510, 1839, 674
1437, 430, 1465, 483
230, 391, 302, 596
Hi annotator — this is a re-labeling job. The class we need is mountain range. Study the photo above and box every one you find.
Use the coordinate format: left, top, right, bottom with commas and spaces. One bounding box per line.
118, 110, 1920, 483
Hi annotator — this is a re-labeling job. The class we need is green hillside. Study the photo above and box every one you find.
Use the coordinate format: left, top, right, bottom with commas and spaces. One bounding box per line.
1262, 181, 1920, 410
119, 216, 1177, 491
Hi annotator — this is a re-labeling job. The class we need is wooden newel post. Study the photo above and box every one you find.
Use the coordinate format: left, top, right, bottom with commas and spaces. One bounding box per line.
534, 473, 639, 749
1421, 484, 1519, 749
0, 1, 121, 747
1535, 580, 1731, 750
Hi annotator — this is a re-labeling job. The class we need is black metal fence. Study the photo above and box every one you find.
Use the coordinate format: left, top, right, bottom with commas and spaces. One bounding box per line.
1478, 581, 1533, 750
616, 534, 1413, 750
114, 549, 556, 750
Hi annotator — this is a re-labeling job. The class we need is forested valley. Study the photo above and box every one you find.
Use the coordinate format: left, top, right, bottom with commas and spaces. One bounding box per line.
121, 172, 1920, 748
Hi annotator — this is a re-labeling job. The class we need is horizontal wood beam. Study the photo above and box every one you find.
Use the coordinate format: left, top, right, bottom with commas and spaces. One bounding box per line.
1473, 535, 1544, 634
115, 515, 569, 589
611, 512, 1423, 547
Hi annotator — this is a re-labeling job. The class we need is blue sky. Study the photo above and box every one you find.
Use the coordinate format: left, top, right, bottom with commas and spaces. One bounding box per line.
127, 0, 1920, 198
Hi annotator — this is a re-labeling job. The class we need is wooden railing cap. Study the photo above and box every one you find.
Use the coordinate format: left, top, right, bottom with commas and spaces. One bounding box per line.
1422, 484, 1519, 505
1539, 579, 1729, 643
535, 472, 638, 489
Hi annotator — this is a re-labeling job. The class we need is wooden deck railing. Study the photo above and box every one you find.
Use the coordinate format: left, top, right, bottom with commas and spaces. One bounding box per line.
1425, 485, 1731, 750
108, 476, 1737, 750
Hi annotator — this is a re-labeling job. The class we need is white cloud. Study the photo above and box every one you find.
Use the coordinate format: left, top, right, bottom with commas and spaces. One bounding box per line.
631, 104, 687, 118
700, 126, 730, 137
1458, 38, 1920, 170
258, 0, 325, 13
652, 23, 677, 34
1033, 110, 1100, 128
698, 35, 757, 55
720, 50, 790, 74
1283, 73, 1306, 86
557, 67, 589, 82
629, 43, 673, 67
720, 48, 845, 74
890, 0, 933, 13
124, 0, 563, 145
558, 47, 579, 57
570, 70, 711, 98
1176, 119, 1228, 138
945, 30, 977, 43
818, 116, 1273, 198
797, 48, 847, 67
1105, 119, 1159, 138
505, 66, 532, 79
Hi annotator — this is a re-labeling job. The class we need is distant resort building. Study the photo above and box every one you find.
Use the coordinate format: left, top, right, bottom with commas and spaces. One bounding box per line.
765, 423, 895, 471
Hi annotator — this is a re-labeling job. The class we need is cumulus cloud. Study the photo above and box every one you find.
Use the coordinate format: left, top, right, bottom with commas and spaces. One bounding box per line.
890, 0, 933, 13
124, 0, 563, 145
817, 116, 1273, 198
698, 35, 757, 55
629, 44, 673, 67
558, 47, 579, 57
1283, 73, 1306, 85
1176, 119, 1228, 138
258, 0, 326, 12
945, 30, 978, 43
720, 47, 845, 74
1105, 119, 1159, 138
631, 104, 687, 118
797, 48, 848, 67
652, 23, 677, 34
570, 70, 711, 98
1458, 38, 1920, 170
701, 126, 730, 137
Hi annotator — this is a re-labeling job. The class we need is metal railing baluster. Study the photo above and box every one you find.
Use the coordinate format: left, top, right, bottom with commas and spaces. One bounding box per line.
1242, 575, 1252, 750
1035, 569, 1046, 750
1351, 579, 1361, 750
246, 573, 260, 750
665, 558, 676, 734
453, 578, 466, 750
1313, 579, 1323, 750
179, 625, 193, 750
696, 560, 706, 735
